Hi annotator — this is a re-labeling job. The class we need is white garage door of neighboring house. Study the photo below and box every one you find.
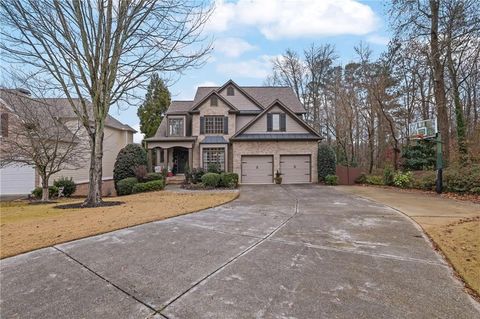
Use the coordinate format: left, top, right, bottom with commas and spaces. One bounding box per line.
241, 155, 273, 184
280, 155, 311, 184
0, 165, 36, 195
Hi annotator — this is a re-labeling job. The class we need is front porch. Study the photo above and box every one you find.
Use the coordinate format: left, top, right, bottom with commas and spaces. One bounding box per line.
146, 139, 196, 175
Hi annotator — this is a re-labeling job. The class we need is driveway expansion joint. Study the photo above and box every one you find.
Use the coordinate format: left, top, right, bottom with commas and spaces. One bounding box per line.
159, 198, 300, 313
52, 246, 160, 316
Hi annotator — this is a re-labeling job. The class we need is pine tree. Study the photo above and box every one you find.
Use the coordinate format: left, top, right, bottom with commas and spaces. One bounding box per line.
137, 73, 171, 138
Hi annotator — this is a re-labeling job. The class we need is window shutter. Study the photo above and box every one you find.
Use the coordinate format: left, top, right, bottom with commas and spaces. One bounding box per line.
280, 113, 286, 132
223, 116, 228, 134
267, 113, 273, 132
200, 116, 205, 134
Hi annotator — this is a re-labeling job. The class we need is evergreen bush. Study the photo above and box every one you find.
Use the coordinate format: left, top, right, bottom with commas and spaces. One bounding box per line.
318, 144, 336, 181
113, 144, 147, 192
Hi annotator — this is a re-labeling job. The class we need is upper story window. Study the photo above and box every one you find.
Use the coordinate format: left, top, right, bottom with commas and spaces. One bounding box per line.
168, 117, 184, 136
210, 96, 218, 106
205, 116, 224, 134
226, 86, 234, 96
267, 113, 286, 132
0, 113, 8, 137
272, 114, 280, 131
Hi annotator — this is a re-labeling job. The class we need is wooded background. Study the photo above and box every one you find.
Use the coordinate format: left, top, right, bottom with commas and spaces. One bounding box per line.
265, 0, 479, 172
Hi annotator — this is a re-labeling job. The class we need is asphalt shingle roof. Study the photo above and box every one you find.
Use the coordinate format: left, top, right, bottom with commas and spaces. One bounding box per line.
231, 133, 320, 141
193, 86, 306, 113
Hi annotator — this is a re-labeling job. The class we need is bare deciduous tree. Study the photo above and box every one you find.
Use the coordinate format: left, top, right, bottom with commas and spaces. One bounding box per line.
0, 0, 212, 206
0, 89, 85, 201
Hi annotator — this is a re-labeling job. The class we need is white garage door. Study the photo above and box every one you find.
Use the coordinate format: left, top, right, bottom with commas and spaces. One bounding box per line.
280, 155, 311, 184
0, 165, 36, 195
241, 155, 273, 184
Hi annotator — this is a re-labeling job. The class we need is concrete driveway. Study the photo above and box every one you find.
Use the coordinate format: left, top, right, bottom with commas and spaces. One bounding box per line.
1, 185, 479, 318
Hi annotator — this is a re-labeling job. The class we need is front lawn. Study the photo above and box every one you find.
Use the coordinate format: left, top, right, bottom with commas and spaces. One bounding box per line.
0, 191, 238, 259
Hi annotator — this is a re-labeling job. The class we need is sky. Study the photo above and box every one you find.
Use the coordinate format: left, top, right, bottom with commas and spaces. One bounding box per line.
110, 0, 392, 142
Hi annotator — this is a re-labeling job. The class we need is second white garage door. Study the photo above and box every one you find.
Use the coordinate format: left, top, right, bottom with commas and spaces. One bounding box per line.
280, 155, 311, 184
241, 155, 273, 184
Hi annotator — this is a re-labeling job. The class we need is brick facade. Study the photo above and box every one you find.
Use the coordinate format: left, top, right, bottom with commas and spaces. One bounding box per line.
232, 140, 319, 183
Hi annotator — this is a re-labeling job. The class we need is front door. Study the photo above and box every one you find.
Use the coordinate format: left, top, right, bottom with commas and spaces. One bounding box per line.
173, 148, 189, 174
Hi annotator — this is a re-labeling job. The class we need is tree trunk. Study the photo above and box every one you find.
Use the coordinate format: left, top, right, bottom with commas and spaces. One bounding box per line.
446, 47, 468, 161
41, 174, 49, 201
83, 121, 105, 207
430, 0, 450, 163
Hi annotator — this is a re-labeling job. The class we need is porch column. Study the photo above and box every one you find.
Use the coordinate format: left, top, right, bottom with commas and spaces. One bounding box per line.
163, 148, 168, 168
188, 148, 193, 169
156, 148, 161, 166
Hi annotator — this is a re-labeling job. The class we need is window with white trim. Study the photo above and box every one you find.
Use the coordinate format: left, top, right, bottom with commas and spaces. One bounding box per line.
272, 113, 280, 131
205, 116, 224, 134
202, 147, 225, 170
168, 118, 184, 136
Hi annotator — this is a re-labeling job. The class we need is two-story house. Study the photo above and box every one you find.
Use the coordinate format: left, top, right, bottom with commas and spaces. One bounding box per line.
145, 80, 321, 184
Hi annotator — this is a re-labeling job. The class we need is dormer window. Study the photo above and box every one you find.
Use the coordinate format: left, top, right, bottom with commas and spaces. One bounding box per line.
168, 117, 184, 136
210, 96, 218, 106
226, 86, 234, 96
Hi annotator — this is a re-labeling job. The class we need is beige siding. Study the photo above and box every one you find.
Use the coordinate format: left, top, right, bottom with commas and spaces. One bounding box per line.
192, 99, 235, 169
235, 115, 256, 132
218, 86, 261, 111
50, 124, 134, 184
232, 141, 318, 183
243, 105, 308, 134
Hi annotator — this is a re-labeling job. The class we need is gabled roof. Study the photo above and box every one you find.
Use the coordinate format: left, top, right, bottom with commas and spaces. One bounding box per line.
194, 84, 306, 113
189, 90, 239, 113
165, 101, 194, 114
231, 99, 321, 140
217, 79, 264, 110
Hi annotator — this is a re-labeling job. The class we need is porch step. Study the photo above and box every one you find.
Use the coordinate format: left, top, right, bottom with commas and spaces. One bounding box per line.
166, 175, 185, 185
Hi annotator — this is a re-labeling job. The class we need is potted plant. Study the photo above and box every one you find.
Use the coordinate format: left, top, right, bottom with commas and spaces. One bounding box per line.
274, 170, 283, 184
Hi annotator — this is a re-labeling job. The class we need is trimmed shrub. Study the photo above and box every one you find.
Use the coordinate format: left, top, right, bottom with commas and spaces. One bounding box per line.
32, 186, 59, 199
207, 163, 222, 174
53, 177, 76, 197
365, 175, 383, 185
116, 177, 138, 196
201, 172, 221, 188
355, 173, 367, 184
132, 179, 165, 193
190, 167, 206, 184
444, 164, 480, 194
145, 172, 163, 182
383, 166, 395, 186
412, 171, 436, 190
133, 165, 148, 182
325, 174, 338, 185
318, 144, 336, 181
219, 172, 239, 188
393, 171, 413, 188
113, 144, 147, 192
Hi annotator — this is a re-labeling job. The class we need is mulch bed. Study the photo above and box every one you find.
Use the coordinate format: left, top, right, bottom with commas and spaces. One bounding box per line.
28, 200, 58, 205
54, 201, 124, 209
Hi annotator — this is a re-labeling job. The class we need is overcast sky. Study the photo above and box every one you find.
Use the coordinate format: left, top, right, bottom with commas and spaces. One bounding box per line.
109, 0, 391, 142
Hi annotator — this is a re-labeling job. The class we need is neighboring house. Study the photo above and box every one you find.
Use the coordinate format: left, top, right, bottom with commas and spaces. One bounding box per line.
145, 80, 321, 184
0, 88, 136, 196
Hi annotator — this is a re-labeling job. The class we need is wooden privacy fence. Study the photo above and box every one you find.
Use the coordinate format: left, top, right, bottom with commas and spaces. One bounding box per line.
335, 165, 363, 185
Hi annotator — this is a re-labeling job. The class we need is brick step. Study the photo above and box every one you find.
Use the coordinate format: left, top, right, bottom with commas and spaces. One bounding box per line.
166, 175, 185, 185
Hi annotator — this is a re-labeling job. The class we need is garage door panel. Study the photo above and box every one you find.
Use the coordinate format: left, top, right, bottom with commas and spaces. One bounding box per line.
241, 156, 273, 184
280, 155, 311, 184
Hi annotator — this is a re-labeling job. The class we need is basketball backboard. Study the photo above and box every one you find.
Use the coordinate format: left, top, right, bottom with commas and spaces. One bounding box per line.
408, 119, 437, 139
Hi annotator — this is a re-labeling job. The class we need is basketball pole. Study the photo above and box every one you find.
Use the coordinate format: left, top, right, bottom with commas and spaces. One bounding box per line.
435, 132, 443, 194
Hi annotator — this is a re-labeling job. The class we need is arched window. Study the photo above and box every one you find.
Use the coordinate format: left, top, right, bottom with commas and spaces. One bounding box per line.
226, 86, 234, 96
210, 95, 218, 106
